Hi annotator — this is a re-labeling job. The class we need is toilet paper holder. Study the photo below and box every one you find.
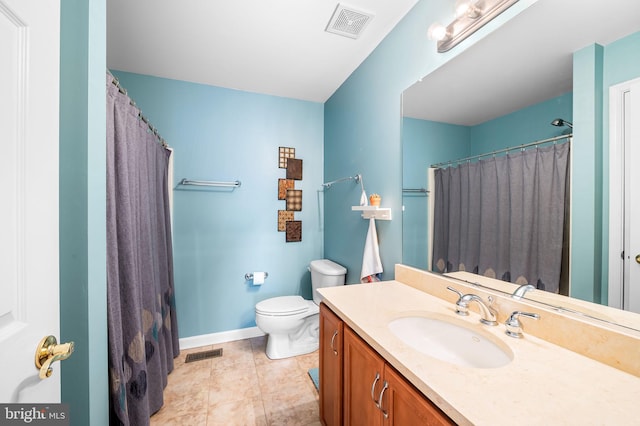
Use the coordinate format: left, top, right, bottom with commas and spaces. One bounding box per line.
245, 272, 269, 281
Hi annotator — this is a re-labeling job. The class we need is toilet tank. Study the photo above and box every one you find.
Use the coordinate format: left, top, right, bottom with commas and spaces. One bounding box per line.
310, 259, 347, 305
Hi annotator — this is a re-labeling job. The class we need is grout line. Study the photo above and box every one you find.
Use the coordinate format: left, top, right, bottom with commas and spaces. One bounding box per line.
155, 336, 319, 425
250, 337, 269, 424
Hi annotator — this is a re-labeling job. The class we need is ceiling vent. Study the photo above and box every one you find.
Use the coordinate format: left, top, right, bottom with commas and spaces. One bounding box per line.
325, 3, 374, 39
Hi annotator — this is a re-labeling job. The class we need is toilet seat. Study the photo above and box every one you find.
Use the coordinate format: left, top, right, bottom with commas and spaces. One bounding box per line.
255, 295, 314, 317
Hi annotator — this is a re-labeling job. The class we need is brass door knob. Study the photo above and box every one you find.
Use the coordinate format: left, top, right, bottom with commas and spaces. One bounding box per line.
636, 254, 640, 264
35, 335, 74, 379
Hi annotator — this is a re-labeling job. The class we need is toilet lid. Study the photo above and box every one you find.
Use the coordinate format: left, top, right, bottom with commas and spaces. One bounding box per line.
255, 296, 310, 316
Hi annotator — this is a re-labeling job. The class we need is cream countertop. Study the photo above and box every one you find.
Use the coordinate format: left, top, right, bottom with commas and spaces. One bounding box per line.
318, 281, 640, 425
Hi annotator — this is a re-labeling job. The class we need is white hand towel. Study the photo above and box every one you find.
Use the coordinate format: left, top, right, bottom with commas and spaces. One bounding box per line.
360, 218, 383, 283
360, 189, 368, 206
359, 174, 368, 206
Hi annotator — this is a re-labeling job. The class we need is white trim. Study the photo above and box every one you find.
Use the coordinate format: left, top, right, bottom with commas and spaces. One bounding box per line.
608, 78, 640, 308
179, 326, 265, 350
608, 82, 624, 308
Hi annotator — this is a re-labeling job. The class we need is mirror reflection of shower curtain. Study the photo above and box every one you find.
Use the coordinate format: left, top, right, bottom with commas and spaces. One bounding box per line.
431, 142, 570, 293
427, 167, 436, 271
106, 73, 179, 425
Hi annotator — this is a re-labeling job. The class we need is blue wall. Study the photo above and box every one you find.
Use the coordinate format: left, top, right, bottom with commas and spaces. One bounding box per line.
56, 1, 638, 423
572, 44, 604, 303
330, 0, 637, 303
470, 93, 573, 152
402, 119, 469, 269
60, 0, 108, 424
110, 72, 324, 338
323, 0, 536, 284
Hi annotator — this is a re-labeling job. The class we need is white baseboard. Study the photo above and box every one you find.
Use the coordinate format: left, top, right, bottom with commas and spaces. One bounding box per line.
179, 326, 265, 350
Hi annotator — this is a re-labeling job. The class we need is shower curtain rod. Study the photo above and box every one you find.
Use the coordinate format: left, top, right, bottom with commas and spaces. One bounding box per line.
108, 70, 168, 148
430, 134, 571, 169
322, 174, 361, 189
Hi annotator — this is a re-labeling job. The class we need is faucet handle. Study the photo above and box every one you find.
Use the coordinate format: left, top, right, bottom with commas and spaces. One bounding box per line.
486, 295, 498, 318
505, 311, 540, 338
446, 287, 469, 316
446, 286, 464, 299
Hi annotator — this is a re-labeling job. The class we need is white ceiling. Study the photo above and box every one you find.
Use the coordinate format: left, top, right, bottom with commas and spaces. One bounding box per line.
402, 0, 640, 125
107, 0, 419, 103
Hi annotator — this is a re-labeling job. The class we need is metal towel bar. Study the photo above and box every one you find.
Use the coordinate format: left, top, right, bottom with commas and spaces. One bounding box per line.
178, 178, 241, 188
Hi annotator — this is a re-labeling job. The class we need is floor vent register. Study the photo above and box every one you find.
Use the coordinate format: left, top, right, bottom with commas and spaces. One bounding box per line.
185, 348, 223, 363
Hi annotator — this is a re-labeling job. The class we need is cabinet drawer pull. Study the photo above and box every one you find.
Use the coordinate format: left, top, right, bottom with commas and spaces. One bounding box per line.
378, 381, 389, 418
371, 372, 381, 405
330, 330, 339, 356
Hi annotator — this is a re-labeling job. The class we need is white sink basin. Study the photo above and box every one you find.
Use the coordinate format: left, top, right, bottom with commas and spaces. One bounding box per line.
388, 316, 513, 369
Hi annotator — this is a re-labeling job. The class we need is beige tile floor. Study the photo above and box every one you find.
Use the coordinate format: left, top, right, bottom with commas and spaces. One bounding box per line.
150, 336, 321, 425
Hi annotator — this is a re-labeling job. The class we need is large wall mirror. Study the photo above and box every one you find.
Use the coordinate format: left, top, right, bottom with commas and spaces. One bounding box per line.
401, 0, 640, 331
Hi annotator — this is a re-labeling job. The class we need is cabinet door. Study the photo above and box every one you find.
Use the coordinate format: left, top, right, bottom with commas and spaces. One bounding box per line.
344, 327, 385, 426
383, 365, 455, 426
319, 303, 344, 426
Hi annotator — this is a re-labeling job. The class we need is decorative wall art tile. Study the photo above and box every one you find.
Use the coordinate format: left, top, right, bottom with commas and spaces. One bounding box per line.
286, 220, 302, 242
277, 210, 294, 232
286, 189, 302, 211
278, 179, 295, 200
278, 147, 302, 242
286, 158, 303, 180
279, 146, 296, 168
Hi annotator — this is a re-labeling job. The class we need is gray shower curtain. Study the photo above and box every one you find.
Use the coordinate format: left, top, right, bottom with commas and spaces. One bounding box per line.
106, 73, 179, 425
432, 142, 570, 293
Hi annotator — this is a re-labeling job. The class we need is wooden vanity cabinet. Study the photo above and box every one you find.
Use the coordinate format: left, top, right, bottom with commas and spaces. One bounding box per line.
321, 308, 453, 426
343, 326, 385, 425
383, 365, 454, 426
319, 303, 343, 426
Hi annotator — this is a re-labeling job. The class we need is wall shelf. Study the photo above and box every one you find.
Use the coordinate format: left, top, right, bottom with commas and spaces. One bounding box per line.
351, 206, 392, 220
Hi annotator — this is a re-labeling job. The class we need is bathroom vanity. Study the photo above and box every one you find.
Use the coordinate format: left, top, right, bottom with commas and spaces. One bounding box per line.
318, 265, 640, 425
320, 303, 453, 425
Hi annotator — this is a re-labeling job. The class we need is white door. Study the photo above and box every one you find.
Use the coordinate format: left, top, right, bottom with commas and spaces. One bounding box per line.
609, 77, 640, 314
0, 0, 62, 402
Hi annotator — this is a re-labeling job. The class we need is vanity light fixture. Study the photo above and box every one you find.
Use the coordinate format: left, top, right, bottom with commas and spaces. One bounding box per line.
428, 0, 519, 53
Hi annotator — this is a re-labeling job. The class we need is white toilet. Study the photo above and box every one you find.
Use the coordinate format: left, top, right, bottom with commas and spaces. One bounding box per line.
255, 259, 347, 359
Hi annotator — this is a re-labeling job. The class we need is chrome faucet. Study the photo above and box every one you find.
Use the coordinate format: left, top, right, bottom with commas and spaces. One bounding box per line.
505, 311, 540, 338
512, 284, 535, 300
446, 286, 498, 326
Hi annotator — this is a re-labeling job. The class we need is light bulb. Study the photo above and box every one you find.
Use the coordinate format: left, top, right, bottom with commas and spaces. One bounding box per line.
455, 0, 481, 19
428, 22, 448, 41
